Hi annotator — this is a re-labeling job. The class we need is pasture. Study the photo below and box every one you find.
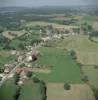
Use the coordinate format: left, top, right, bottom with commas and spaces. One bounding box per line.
0, 79, 17, 100
33, 47, 81, 83
58, 35, 98, 65
82, 66, 98, 89
18, 80, 41, 100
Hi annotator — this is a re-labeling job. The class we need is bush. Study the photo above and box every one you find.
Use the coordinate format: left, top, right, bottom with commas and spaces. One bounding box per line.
64, 83, 71, 90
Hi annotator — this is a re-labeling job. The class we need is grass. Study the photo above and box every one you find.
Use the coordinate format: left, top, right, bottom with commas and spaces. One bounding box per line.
82, 66, 98, 89
57, 35, 98, 65
2, 31, 25, 40
0, 54, 16, 68
47, 83, 95, 100
0, 79, 18, 100
33, 47, 81, 83
18, 80, 41, 100
24, 21, 78, 29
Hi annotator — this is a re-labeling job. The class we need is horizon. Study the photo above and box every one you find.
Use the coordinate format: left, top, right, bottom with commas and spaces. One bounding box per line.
0, 0, 98, 7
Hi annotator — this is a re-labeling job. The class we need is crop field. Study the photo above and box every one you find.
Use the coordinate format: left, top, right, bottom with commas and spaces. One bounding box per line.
18, 80, 41, 100
47, 83, 95, 100
33, 47, 81, 83
82, 66, 98, 89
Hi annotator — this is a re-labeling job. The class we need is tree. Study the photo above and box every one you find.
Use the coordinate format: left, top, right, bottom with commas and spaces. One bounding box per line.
0, 26, 4, 33
40, 80, 47, 100
13, 87, 21, 100
64, 83, 71, 90
0, 67, 4, 73
26, 71, 32, 78
32, 76, 40, 83
0, 77, 2, 81
14, 73, 20, 85
82, 75, 89, 82
70, 50, 77, 59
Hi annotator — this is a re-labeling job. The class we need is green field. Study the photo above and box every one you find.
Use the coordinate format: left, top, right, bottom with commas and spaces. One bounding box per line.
33, 47, 81, 83
0, 79, 17, 100
19, 81, 41, 100
82, 66, 98, 89
0, 54, 16, 68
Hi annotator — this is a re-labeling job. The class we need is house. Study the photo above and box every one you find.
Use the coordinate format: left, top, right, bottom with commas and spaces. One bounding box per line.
42, 36, 51, 42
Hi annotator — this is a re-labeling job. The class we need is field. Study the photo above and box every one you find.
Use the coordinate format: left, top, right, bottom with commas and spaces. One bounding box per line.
55, 35, 98, 89
18, 80, 41, 100
33, 47, 81, 83
82, 66, 98, 89
47, 83, 95, 100
0, 79, 17, 100
57, 35, 98, 65
24, 21, 78, 29
0, 53, 16, 68
2, 31, 25, 40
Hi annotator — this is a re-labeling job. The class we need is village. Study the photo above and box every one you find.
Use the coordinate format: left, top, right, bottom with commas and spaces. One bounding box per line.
0, 5, 98, 100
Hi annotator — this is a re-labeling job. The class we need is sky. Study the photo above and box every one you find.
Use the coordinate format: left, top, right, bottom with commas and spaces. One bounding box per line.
0, 0, 98, 7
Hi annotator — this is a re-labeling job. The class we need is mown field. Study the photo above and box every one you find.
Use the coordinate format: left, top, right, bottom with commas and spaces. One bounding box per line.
33, 47, 81, 83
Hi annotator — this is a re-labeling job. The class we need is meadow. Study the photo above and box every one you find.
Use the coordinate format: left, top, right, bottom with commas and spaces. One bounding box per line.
33, 47, 81, 83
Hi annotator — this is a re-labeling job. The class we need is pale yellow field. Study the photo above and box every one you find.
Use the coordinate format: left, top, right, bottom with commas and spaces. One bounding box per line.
47, 83, 95, 100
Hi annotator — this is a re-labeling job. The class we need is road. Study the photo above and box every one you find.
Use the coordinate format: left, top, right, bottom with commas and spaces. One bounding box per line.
0, 59, 26, 87
0, 42, 43, 87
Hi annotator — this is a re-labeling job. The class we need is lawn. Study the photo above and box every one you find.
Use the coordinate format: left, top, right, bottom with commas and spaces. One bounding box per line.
82, 66, 98, 89
0, 79, 18, 100
33, 47, 81, 83
18, 80, 41, 100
